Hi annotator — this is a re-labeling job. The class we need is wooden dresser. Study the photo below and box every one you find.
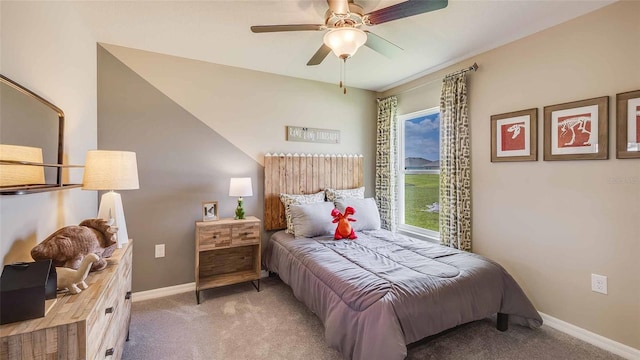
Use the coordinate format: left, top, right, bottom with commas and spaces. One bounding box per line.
0, 241, 133, 360
195, 217, 261, 304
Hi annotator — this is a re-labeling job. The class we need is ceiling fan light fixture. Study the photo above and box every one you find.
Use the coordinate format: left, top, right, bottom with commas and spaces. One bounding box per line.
323, 27, 367, 59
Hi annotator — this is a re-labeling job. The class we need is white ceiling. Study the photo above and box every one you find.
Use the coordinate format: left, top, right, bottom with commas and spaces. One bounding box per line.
74, 0, 615, 91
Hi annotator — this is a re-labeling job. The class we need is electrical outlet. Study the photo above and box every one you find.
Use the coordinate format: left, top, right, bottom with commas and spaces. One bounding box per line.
591, 274, 607, 294
155, 244, 165, 258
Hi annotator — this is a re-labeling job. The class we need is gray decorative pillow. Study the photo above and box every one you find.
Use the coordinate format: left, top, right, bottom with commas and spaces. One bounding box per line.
334, 197, 381, 231
325, 187, 365, 202
290, 202, 336, 239
280, 191, 326, 234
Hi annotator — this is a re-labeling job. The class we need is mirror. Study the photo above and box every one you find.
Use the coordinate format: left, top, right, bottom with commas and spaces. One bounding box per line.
0, 74, 80, 194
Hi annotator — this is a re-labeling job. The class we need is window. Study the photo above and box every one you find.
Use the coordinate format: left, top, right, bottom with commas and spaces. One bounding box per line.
398, 107, 440, 239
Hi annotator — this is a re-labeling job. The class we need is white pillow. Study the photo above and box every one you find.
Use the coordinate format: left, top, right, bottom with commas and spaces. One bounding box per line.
334, 198, 381, 231
324, 187, 365, 202
279, 191, 325, 234
290, 202, 336, 239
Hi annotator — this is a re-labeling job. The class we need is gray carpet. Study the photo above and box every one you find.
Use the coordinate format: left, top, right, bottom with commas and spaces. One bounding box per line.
123, 277, 623, 360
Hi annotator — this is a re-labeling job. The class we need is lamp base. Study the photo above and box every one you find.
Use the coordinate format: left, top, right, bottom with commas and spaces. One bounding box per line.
234, 197, 246, 220
97, 191, 129, 248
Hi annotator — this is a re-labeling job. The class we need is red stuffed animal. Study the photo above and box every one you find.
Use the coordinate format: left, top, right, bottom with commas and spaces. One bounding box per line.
331, 206, 357, 240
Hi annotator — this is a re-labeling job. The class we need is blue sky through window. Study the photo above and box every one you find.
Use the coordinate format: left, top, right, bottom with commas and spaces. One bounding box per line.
404, 112, 440, 162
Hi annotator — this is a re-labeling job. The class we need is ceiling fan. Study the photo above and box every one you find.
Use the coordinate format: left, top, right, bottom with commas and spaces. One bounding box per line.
251, 0, 449, 66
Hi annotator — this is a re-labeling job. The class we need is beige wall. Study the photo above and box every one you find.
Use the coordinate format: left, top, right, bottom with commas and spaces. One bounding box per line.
100, 44, 377, 168
0, 2, 98, 267
380, 1, 640, 349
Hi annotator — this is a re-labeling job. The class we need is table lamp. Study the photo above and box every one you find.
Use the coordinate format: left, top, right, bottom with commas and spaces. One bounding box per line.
229, 177, 252, 220
82, 150, 139, 248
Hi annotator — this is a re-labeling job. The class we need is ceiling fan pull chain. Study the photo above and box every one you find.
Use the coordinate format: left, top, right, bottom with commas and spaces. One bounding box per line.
339, 58, 344, 89
343, 58, 347, 94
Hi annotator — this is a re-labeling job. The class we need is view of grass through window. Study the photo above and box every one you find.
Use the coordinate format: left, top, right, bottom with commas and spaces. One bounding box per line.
404, 174, 439, 232
403, 109, 440, 233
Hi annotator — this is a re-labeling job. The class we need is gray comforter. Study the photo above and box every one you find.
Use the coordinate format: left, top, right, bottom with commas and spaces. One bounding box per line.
264, 229, 542, 360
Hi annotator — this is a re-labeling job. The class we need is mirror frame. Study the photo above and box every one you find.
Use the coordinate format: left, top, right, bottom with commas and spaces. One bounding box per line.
1, 74, 81, 195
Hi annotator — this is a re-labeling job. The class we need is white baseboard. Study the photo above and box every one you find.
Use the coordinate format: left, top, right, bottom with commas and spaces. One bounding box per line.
132, 271, 270, 303
132, 282, 195, 302
539, 312, 640, 360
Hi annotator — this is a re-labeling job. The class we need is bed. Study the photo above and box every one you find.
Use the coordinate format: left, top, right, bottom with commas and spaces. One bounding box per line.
262, 153, 542, 360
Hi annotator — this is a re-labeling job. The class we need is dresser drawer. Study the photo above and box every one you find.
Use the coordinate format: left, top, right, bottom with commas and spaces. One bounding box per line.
87, 245, 132, 360
198, 224, 232, 248
96, 295, 131, 360
231, 222, 260, 246
86, 274, 120, 357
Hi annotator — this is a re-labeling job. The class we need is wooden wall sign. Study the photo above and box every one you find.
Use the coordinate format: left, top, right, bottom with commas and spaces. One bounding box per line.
286, 126, 340, 144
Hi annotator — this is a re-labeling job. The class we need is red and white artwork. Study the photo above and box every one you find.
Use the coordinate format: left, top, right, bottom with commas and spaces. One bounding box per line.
551, 104, 599, 155
492, 109, 536, 162
500, 121, 526, 151
556, 113, 592, 148
496, 115, 530, 158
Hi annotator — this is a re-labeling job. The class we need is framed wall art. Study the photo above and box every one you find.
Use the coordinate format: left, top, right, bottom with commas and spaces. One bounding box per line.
616, 89, 640, 159
202, 201, 219, 221
543, 96, 608, 161
491, 108, 537, 162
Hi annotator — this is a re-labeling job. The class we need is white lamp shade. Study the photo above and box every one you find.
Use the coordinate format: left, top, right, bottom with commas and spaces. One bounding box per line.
0, 144, 45, 186
82, 150, 139, 190
323, 28, 367, 59
229, 177, 253, 197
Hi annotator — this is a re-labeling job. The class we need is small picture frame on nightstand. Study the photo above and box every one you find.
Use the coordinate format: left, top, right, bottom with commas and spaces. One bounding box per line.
202, 201, 218, 221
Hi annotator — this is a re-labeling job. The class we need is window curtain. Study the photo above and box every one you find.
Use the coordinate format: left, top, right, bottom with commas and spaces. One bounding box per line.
439, 74, 472, 251
375, 96, 398, 232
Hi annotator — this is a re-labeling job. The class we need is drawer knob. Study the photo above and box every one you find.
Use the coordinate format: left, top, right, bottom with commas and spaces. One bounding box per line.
243, 232, 250, 236
105, 306, 114, 314
125, 291, 132, 300
212, 234, 219, 239
105, 348, 114, 356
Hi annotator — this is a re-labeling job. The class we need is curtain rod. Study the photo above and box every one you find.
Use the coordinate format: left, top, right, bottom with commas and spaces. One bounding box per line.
444, 62, 479, 79
380, 62, 479, 98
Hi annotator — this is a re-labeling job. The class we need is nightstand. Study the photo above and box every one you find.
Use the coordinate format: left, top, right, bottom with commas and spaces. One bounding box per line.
194, 216, 261, 304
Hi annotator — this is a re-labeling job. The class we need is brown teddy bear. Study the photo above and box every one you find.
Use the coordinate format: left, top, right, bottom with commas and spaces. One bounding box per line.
30, 218, 117, 272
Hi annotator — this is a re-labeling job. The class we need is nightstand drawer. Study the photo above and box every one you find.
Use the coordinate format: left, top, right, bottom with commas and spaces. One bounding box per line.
198, 225, 232, 248
231, 222, 260, 246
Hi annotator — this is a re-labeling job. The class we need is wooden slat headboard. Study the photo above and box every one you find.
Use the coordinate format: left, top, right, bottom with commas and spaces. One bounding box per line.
264, 153, 364, 230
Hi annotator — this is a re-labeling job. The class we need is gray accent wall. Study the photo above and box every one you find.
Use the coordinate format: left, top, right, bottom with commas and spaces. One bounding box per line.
98, 45, 377, 292
98, 46, 265, 292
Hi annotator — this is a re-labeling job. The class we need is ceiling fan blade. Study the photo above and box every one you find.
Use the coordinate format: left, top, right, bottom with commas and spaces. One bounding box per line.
365, 0, 448, 25
307, 44, 332, 66
363, 31, 403, 58
327, 0, 350, 14
251, 24, 326, 33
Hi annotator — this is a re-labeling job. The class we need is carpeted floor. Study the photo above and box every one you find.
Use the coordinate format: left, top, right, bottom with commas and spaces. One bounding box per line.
123, 277, 623, 360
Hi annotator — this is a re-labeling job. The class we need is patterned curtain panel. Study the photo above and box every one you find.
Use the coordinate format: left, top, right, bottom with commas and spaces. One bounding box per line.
439, 74, 472, 251
375, 96, 398, 232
